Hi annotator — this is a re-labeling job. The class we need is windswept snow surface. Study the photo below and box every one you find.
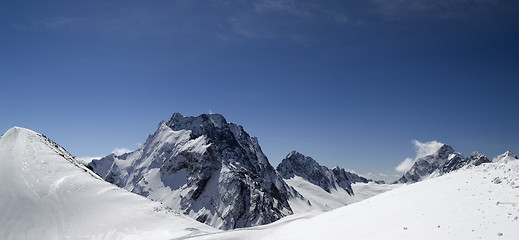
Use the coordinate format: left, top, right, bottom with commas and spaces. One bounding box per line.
0, 127, 215, 240
186, 159, 519, 240
286, 176, 398, 214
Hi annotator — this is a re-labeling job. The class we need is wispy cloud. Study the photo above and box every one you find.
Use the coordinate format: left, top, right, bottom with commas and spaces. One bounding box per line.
43, 17, 81, 29
225, 16, 262, 39
10, 24, 27, 31
372, 0, 500, 20
395, 157, 415, 173
254, 0, 294, 13
395, 140, 444, 173
254, 0, 309, 17
112, 147, 132, 155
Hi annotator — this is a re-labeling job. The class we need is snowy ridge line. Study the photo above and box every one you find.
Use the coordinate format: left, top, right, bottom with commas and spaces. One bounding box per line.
0, 126, 216, 239
36, 132, 104, 181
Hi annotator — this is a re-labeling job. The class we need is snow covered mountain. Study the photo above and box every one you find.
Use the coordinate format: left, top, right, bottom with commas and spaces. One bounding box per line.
277, 150, 371, 194
186, 154, 519, 240
0, 127, 214, 240
277, 151, 396, 214
89, 113, 299, 230
492, 151, 518, 163
395, 144, 490, 183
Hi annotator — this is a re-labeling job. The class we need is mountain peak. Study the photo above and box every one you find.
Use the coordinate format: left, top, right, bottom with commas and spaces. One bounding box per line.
170, 112, 183, 118
435, 144, 455, 158
503, 151, 517, 158
286, 150, 306, 159
90, 112, 295, 230
492, 151, 518, 163
2, 126, 36, 138
1, 126, 46, 152
395, 143, 470, 184
167, 112, 229, 134
276, 151, 367, 194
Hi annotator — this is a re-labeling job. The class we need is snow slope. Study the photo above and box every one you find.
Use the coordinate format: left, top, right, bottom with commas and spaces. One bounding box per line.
285, 176, 398, 214
0, 127, 215, 240
185, 158, 519, 240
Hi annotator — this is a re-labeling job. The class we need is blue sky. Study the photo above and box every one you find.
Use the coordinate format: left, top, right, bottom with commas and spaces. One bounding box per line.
1, 0, 518, 181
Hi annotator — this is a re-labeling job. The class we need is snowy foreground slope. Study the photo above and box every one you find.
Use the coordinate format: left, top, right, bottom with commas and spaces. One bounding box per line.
0, 127, 215, 240
186, 159, 519, 240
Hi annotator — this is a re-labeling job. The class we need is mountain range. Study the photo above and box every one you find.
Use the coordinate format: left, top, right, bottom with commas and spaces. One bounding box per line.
1, 112, 517, 239
394, 144, 515, 184
88, 113, 384, 229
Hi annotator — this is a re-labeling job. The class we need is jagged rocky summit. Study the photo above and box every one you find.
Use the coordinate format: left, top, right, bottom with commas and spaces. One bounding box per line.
90, 113, 299, 230
277, 150, 372, 195
395, 144, 494, 184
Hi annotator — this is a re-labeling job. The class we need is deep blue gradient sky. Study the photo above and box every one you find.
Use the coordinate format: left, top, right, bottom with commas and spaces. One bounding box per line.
1, 0, 518, 181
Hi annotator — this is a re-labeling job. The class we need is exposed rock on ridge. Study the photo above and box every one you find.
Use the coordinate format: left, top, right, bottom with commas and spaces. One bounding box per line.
277, 151, 371, 195
395, 144, 492, 183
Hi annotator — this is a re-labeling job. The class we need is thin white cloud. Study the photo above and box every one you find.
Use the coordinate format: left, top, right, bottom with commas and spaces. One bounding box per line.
396, 157, 415, 173
322, 9, 349, 24
43, 17, 80, 29
372, 0, 499, 20
395, 140, 444, 173
254, 0, 309, 17
10, 24, 26, 31
254, 0, 294, 13
225, 16, 260, 39
413, 140, 444, 159
112, 147, 132, 156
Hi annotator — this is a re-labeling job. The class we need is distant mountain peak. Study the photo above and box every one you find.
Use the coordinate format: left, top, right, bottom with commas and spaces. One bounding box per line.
169, 112, 227, 126
502, 151, 517, 158
277, 151, 371, 194
434, 144, 455, 159
492, 151, 518, 163
396, 144, 490, 184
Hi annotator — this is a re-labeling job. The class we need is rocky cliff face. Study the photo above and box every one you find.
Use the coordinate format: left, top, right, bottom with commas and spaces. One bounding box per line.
90, 113, 298, 230
277, 151, 371, 195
